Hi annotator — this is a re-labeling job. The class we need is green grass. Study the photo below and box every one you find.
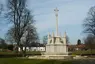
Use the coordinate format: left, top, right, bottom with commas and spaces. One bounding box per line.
0, 58, 95, 64
0, 51, 41, 54
0, 58, 72, 64
0, 51, 41, 58
72, 49, 95, 55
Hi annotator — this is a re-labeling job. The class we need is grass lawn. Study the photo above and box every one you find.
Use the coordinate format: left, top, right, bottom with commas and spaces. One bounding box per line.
0, 58, 95, 64
72, 49, 95, 55
0, 51, 41, 58
0, 58, 72, 64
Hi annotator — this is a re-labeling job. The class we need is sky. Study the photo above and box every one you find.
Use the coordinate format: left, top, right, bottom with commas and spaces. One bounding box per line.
0, 0, 95, 44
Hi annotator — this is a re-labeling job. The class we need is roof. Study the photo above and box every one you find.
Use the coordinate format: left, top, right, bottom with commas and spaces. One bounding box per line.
68, 44, 85, 48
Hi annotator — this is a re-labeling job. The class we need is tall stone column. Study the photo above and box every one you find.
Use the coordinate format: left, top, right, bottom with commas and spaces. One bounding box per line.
54, 8, 59, 36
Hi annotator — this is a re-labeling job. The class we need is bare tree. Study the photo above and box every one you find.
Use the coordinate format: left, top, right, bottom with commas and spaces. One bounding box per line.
43, 35, 48, 45
83, 6, 95, 35
6, 0, 38, 54
6, 27, 16, 44
84, 34, 95, 54
83, 6, 95, 54
0, 38, 7, 49
20, 23, 39, 56
66, 35, 70, 44
6, 0, 27, 53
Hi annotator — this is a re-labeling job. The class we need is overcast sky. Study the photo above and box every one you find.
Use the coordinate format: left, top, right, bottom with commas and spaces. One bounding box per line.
0, 0, 95, 44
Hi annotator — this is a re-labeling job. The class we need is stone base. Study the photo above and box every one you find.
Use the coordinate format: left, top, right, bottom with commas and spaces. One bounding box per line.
28, 55, 73, 59
45, 44, 68, 55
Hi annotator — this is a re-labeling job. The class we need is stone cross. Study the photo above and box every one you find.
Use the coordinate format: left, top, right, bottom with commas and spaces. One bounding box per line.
54, 8, 59, 36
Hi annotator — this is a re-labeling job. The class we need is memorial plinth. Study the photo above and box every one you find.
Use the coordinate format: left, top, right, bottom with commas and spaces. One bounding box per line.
44, 33, 68, 56
42, 8, 68, 59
